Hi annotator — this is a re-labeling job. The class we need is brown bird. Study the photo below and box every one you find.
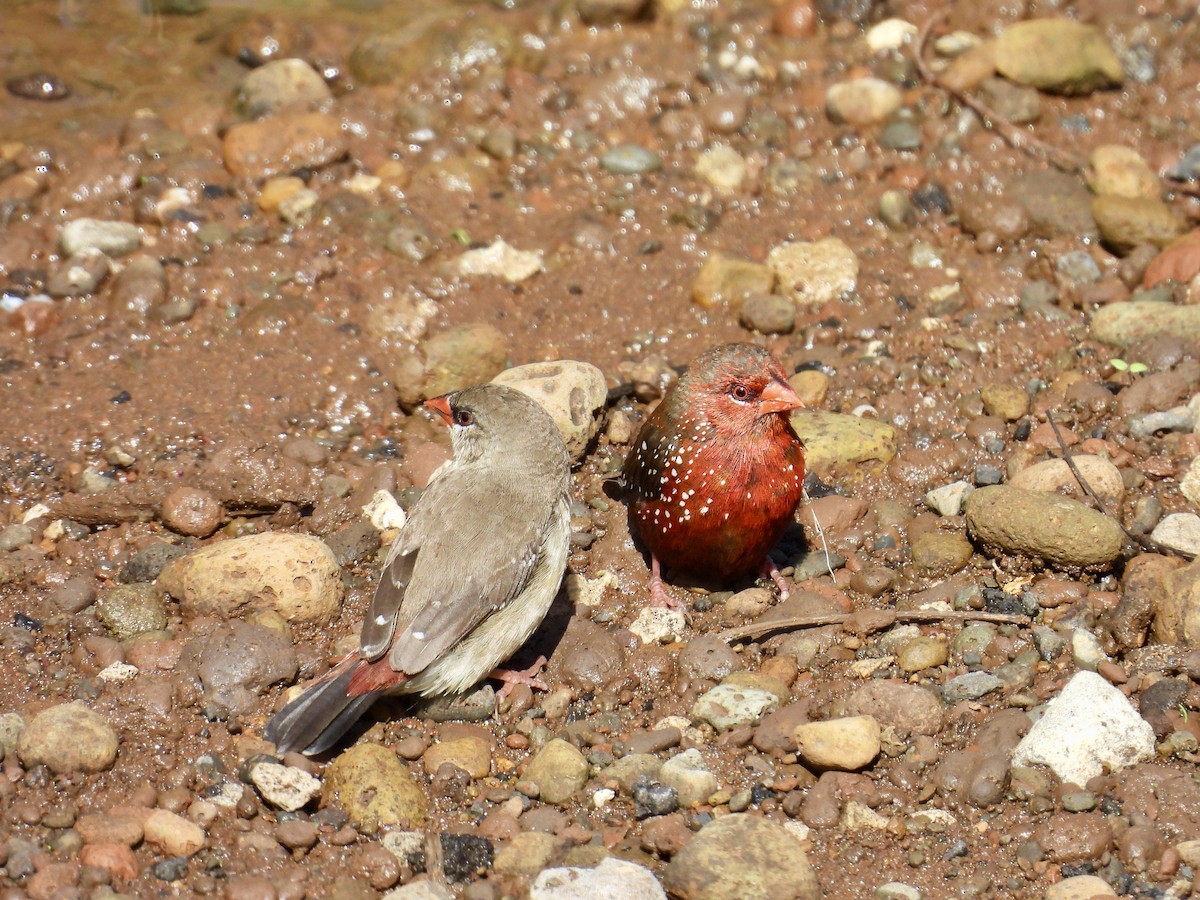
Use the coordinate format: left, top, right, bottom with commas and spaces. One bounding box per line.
265, 384, 572, 755
623, 343, 805, 609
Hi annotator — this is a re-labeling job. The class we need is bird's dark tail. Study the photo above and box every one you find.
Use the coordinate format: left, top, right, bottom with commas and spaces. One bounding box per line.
263, 659, 383, 756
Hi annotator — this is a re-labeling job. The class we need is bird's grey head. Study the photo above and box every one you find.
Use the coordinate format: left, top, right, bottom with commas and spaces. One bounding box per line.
435, 383, 568, 473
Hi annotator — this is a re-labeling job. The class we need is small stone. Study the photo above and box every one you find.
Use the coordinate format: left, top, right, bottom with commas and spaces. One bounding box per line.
17, 702, 118, 774
60, 218, 142, 258
456, 239, 543, 282
628, 607, 686, 645
323, 743, 428, 832
1045, 875, 1116, 900
577, 0, 650, 26
423, 736, 491, 779
976, 78, 1042, 124
897, 636, 948, 673
941, 672, 1003, 702
1008, 456, 1124, 510
97, 583, 167, 639
826, 77, 903, 125
794, 715, 881, 771
250, 762, 321, 812
658, 749, 718, 807
790, 411, 897, 475
143, 809, 206, 857
1093, 195, 1186, 253
865, 18, 917, 52
739, 293, 796, 334
692, 683, 779, 732
993, 19, 1123, 95
925, 481, 974, 517
523, 739, 589, 805
979, 383, 1030, 421
1011, 670, 1155, 784
1070, 629, 1108, 671
768, 238, 858, 306
1090, 145, 1160, 200
222, 111, 347, 179
160, 487, 224, 537
878, 190, 915, 230
1090, 301, 1200, 349
691, 254, 775, 309
47, 248, 110, 297
1150, 513, 1200, 558
600, 144, 661, 175
531, 857, 666, 900
694, 144, 746, 194
237, 58, 332, 118
419, 323, 510, 398
910, 533, 973, 575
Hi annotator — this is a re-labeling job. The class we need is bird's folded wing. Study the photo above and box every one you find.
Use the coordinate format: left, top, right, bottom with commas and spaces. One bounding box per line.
623, 414, 670, 502
369, 474, 553, 676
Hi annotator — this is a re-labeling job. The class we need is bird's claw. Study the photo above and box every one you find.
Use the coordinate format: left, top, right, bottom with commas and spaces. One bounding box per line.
760, 557, 792, 601
490, 655, 549, 702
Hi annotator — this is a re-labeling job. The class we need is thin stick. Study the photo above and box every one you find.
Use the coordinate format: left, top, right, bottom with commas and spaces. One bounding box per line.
802, 486, 837, 580
914, 8, 1087, 173
718, 608, 1028, 644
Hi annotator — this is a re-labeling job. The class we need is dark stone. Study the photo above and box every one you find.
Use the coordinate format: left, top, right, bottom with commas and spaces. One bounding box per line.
119, 543, 188, 583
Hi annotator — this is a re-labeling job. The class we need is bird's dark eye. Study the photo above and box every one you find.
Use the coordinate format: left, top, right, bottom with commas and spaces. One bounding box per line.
729, 384, 751, 402
453, 409, 474, 427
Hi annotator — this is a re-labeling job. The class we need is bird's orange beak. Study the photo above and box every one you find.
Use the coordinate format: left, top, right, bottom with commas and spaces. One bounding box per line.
425, 394, 454, 424
760, 377, 803, 415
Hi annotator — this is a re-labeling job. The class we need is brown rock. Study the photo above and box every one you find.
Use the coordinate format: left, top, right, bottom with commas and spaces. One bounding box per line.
1033, 811, 1114, 862
160, 487, 224, 537
223, 111, 347, 179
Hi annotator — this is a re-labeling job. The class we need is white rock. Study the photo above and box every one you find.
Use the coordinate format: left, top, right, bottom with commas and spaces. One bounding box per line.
841, 800, 890, 830
592, 788, 616, 808
456, 239, 543, 282
363, 490, 407, 532
206, 781, 244, 808
1150, 513, 1200, 557
382, 884, 454, 900
768, 238, 859, 306
381, 830, 425, 864
934, 31, 982, 56
565, 571, 617, 608
692, 683, 779, 731
866, 18, 918, 52
1180, 456, 1200, 506
250, 761, 321, 812
1070, 629, 1108, 672
60, 218, 142, 258
825, 77, 903, 126
532, 856, 666, 900
98, 662, 139, 683
628, 607, 686, 645
659, 748, 719, 807
1045, 875, 1116, 899
794, 716, 881, 770
1011, 670, 1155, 785
925, 481, 975, 517
22, 503, 53, 523
694, 144, 747, 194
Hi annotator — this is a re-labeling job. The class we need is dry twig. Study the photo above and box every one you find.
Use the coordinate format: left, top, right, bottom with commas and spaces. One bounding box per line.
718, 608, 1028, 644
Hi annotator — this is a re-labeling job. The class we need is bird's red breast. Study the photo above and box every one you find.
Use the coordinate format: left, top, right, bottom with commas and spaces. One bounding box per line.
624, 343, 806, 583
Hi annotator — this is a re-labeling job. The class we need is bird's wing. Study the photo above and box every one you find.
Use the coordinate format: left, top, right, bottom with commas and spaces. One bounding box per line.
366, 470, 559, 676
622, 411, 670, 503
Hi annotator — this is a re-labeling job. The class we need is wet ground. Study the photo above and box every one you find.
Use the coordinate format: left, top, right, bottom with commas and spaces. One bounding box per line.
2, 0, 1200, 897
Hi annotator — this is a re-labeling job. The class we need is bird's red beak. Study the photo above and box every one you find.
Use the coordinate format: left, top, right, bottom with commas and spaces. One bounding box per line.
425, 394, 454, 424
760, 377, 803, 415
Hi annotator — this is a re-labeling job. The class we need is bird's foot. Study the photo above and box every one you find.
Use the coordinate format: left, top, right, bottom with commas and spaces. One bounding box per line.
490, 655, 549, 702
760, 557, 791, 601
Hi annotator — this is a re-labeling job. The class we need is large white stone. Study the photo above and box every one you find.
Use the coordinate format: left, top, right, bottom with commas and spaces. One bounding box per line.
532, 857, 666, 899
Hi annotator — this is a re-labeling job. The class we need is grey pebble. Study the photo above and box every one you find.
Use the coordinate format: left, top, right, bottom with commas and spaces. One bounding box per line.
60, 218, 142, 258
739, 293, 795, 335
600, 144, 661, 175
1169, 143, 1200, 182
0, 524, 33, 551
1128, 407, 1193, 440
1055, 250, 1101, 285
49, 576, 96, 613
878, 119, 921, 151
941, 672, 1003, 702
47, 248, 110, 298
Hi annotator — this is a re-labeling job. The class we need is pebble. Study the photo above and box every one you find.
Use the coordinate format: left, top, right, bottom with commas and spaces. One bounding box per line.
632, 776, 679, 818
111, 254, 166, 316
492, 360, 607, 460
825, 77, 903, 126
80, 842, 139, 881
419, 322, 510, 398
143, 809, 206, 857
846, 681, 943, 735
628, 607, 686, 645
60, 218, 142, 258
16, 702, 118, 773
523, 739, 589, 805
1045, 875, 1116, 899
694, 144, 747, 194
976, 78, 1042, 124
964, 485, 1125, 568
181, 620, 297, 717
98, 583, 168, 639
1129, 407, 1194, 441
910, 533, 973, 575
237, 58, 331, 118
768, 237, 858, 306
691, 254, 775, 309
456, 238, 544, 282
1150, 513, 1200, 558
47, 248, 110, 297
1006, 170, 1096, 240
577, 0, 650, 25
600, 144, 661, 175
1169, 143, 1200, 182
878, 120, 921, 152
1089, 145, 1160, 200
222, 111, 347, 179
739, 293, 796, 334
924, 481, 974, 517
382, 884, 454, 900
941, 672, 1003, 702
658, 749, 717, 807
424, 735, 491, 779
865, 18, 917, 52
250, 762, 321, 812
323, 743, 427, 832
1011, 671, 1154, 785
1091, 301, 1200, 348
993, 19, 1122, 95
896, 636, 948, 673
1182, 458, 1200, 506
531, 856, 666, 899
789, 411, 897, 475
494, 831, 569, 877
692, 683, 779, 732
794, 716, 881, 770
158, 532, 343, 624
878, 189, 915, 231
662, 814, 820, 899
1070, 629, 1109, 671
1008, 456, 1124, 509
601, 754, 663, 793
7, 70, 70, 100
1097, 192, 1185, 253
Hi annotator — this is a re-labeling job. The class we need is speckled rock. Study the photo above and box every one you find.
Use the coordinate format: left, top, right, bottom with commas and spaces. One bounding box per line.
17, 702, 118, 774
965, 485, 1125, 568
845, 681, 943, 735
494, 831, 571, 877
993, 19, 1122, 95
911, 532, 973, 575
694, 144, 747, 194
768, 238, 859, 305
250, 761, 321, 812
1091, 301, 1200, 348
456, 239, 543, 282
662, 814, 820, 899
492, 360, 607, 459
825, 77, 903, 125
692, 683, 779, 732
790, 411, 897, 476
979, 382, 1029, 421
628, 607, 687, 645
423, 735, 491, 779
1157, 556, 1200, 646
1011, 671, 1154, 785
794, 716, 881, 770
158, 532, 342, 625
532, 856, 666, 899
523, 739, 589, 805
98, 583, 168, 639
323, 743, 428, 832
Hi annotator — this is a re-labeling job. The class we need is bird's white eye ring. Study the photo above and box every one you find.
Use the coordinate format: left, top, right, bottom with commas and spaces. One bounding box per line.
729, 384, 751, 401
453, 409, 474, 427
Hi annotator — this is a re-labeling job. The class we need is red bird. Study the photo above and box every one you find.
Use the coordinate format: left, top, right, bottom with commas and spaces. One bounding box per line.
623, 343, 805, 609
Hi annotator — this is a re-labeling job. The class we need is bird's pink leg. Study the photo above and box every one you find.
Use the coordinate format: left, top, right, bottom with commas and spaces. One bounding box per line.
490, 655, 549, 701
650, 555, 689, 611
760, 556, 791, 600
